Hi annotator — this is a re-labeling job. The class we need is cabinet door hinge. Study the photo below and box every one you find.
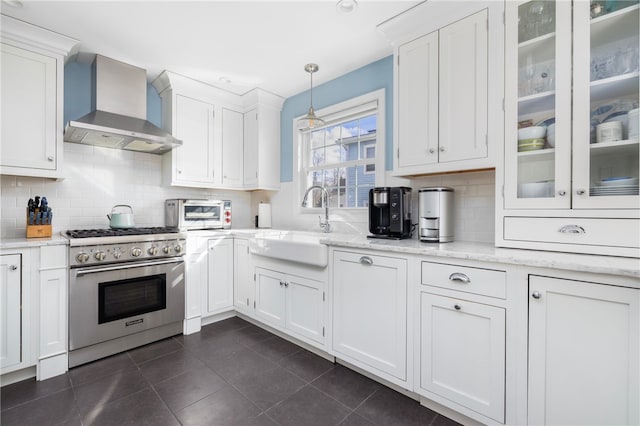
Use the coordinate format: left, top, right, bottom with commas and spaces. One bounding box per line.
397, 148, 400, 159
486, 18, 489, 31
502, 98, 505, 111
254, 300, 256, 308
246, 297, 249, 306
253, 273, 256, 281
502, 184, 505, 198
322, 326, 325, 337
485, 134, 488, 146
397, 55, 400, 67
502, 11, 505, 24
323, 291, 325, 302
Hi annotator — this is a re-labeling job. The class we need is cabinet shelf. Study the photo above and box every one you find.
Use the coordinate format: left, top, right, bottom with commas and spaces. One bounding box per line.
590, 72, 640, 103
518, 91, 555, 116
590, 138, 639, 158
591, 4, 640, 46
518, 32, 556, 50
517, 147, 555, 161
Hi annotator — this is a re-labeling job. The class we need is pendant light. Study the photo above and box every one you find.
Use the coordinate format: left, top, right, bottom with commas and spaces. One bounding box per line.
298, 63, 325, 130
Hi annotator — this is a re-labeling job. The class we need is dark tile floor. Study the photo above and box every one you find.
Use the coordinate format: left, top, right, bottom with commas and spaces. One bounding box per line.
1, 317, 460, 426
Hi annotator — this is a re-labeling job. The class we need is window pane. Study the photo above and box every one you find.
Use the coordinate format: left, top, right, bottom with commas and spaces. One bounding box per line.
326, 187, 340, 208
307, 171, 323, 187
359, 115, 376, 135
358, 185, 372, 207
325, 144, 346, 165
345, 142, 359, 161
310, 147, 324, 167
310, 130, 325, 149
360, 141, 375, 160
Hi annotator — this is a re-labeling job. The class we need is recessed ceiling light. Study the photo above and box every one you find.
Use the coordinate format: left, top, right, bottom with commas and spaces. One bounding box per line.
336, 0, 358, 14
219, 76, 232, 84
1, 0, 24, 8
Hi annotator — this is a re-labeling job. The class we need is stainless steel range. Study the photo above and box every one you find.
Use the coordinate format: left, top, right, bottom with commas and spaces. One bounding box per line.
66, 227, 185, 367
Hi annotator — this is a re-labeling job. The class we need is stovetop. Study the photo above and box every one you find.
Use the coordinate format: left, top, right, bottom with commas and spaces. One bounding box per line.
66, 227, 180, 239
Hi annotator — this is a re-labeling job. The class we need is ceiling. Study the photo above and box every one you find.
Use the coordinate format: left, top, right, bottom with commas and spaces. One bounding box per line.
1, 0, 421, 99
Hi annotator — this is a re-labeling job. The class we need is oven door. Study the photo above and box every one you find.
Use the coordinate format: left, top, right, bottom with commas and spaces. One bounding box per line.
181, 201, 224, 230
69, 257, 185, 351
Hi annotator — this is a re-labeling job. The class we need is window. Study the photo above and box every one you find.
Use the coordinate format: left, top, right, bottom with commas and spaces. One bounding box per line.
298, 90, 385, 210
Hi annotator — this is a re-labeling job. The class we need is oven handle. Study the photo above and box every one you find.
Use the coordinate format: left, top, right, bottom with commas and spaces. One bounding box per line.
74, 257, 184, 276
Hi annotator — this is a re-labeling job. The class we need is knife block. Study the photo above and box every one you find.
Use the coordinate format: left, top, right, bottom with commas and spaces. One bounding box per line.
26, 209, 52, 238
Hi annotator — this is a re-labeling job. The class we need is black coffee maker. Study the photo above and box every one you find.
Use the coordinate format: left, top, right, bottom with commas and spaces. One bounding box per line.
368, 187, 412, 239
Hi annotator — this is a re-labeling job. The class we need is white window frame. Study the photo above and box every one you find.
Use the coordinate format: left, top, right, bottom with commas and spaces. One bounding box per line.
293, 88, 386, 213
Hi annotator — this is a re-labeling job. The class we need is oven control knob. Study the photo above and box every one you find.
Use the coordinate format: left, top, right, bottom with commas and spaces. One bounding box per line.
131, 247, 143, 257
94, 251, 106, 261
76, 253, 90, 263
112, 249, 122, 259
174, 244, 183, 254
148, 246, 158, 256
162, 246, 172, 254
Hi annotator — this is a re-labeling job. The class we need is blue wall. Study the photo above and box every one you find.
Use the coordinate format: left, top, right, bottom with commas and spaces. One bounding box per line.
64, 60, 162, 127
280, 55, 394, 182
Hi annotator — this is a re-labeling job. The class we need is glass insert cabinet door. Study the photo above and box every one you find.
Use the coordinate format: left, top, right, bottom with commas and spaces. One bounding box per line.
505, 0, 639, 210
573, 0, 639, 209
504, 0, 572, 209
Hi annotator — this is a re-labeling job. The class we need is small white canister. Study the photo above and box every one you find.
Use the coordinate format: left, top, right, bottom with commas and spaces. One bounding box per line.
628, 108, 639, 140
596, 121, 623, 143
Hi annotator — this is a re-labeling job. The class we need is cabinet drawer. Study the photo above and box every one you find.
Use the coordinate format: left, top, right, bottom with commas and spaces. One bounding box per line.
504, 217, 640, 249
421, 261, 506, 299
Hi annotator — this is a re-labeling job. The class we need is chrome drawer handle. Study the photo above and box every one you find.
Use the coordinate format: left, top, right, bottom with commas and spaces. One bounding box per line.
359, 256, 373, 265
532, 291, 542, 300
558, 225, 586, 234
449, 272, 471, 284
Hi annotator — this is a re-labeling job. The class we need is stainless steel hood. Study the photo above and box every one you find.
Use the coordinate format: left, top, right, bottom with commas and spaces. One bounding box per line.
64, 55, 181, 154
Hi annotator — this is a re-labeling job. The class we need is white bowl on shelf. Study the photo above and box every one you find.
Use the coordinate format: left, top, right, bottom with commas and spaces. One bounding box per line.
518, 126, 546, 140
546, 123, 556, 147
517, 181, 554, 198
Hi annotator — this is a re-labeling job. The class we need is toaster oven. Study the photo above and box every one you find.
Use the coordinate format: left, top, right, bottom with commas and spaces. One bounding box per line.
165, 199, 231, 230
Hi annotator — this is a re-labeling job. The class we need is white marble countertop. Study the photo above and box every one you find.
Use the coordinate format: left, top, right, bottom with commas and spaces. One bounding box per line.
0, 235, 69, 250
316, 233, 640, 279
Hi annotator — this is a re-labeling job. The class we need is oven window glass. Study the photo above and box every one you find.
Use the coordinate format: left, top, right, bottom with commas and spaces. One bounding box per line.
184, 205, 220, 221
98, 274, 167, 324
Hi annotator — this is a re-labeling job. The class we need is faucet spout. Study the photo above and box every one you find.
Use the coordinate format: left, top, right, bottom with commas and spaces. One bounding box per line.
302, 185, 331, 233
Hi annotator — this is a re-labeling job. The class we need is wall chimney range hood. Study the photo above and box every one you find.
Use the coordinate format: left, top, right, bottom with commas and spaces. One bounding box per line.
64, 55, 181, 154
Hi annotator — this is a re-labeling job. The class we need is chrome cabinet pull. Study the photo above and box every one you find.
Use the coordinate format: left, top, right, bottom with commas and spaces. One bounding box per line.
47, 156, 54, 161
558, 225, 586, 234
359, 256, 373, 265
449, 272, 471, 284
279, 281, 284, 287
454, 304, 462, 310
284, 282, 289, 288
558, 190, 566, 196
532, 291, 542, 300
439, 146, 445, 152
576, 189, 586, 195
429, 148, 435, 154
9, 265, 17, 271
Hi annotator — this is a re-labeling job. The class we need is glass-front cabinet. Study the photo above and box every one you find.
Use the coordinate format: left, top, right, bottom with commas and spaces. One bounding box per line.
505, 0, 639, 210
501, 0, 639, 257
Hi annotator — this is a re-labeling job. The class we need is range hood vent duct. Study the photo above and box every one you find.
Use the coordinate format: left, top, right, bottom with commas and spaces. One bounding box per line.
64, 55, 181, 154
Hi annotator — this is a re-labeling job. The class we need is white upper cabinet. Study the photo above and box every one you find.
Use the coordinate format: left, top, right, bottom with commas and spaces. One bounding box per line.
221, 108, 244, 188
242, 90, 283, 190
171, 94, 217, 186
153, 73, 282, 190
498, 1, 639, 257
382, 2, 503, 176
0, 15, 78, 179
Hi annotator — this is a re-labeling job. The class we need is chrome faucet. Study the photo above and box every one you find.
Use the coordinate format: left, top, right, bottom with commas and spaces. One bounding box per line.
301, 185, 331, 233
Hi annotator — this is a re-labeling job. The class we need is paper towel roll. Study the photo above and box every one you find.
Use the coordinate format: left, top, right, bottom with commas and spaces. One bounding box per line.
258, 203, 272, 228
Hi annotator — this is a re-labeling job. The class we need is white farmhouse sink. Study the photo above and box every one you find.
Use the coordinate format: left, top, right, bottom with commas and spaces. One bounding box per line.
249, 231, 328, 267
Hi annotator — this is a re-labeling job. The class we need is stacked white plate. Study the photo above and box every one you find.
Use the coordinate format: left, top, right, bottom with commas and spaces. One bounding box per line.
590, 177, 639, 196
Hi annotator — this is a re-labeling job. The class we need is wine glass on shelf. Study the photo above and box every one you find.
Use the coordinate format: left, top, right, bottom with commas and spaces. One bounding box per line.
525, 54, 536, 96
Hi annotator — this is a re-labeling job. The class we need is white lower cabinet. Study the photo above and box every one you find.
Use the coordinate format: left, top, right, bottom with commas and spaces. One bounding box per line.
1, 244, 68, 383
419, 293, 505, 423
332, 250, 408, 386
528, 275, 639, 426
1, 254, 22, 370
203, 238, 234, 316
417, 260, 506, 424
254, 264, 326, 346
233, 238, 254, 316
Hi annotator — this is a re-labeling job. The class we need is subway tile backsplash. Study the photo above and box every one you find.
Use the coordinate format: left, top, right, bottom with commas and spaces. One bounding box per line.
0, 143, 252, 238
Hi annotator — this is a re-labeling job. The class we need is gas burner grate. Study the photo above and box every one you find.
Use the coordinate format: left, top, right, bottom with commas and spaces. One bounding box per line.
66, 227, 180, 238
